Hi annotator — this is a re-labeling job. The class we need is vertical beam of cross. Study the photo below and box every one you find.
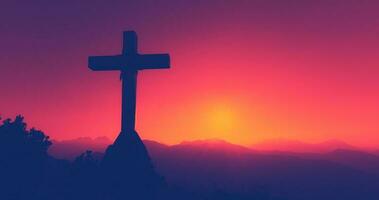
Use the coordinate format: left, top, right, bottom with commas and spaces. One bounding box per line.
121, 32, 138, 133
121, 68, 138, 133
88, 31, 170, 134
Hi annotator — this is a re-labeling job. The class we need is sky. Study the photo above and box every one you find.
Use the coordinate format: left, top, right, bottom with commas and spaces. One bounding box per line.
1, 0, 379, 147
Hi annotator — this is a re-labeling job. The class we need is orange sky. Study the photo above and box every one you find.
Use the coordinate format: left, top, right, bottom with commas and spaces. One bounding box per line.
1, 1, 379, 148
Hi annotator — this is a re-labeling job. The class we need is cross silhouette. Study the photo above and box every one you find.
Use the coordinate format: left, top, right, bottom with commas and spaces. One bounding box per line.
88, 31, 170, 134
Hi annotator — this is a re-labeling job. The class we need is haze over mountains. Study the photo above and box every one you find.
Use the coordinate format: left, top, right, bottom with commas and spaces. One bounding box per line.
49, 137, 110, 160
49, 137, 374, 160
251, 139, 358, 153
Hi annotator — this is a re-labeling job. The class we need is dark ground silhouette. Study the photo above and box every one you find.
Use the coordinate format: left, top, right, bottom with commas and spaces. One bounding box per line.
0, 116, 271, 200
0, 116, 168, 200
1, 116, 379, 200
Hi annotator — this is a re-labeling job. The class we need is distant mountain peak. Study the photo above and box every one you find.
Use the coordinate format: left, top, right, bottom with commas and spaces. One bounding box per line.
252, 138, 356, 153
179, 138, 231, 145
174, 138, 252, 154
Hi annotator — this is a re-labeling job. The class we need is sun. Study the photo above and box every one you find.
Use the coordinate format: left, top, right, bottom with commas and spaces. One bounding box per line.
202, 102, 238, 139
209, 108, 234, 132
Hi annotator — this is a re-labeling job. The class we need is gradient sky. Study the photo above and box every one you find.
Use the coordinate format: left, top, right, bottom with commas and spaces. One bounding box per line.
1, 0, 379, 147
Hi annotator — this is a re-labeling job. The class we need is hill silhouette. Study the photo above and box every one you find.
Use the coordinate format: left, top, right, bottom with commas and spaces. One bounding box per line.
101, 130, 165, 200
1, 116, 379, 200
74, 138, 379, 199
315, 149, 379, 175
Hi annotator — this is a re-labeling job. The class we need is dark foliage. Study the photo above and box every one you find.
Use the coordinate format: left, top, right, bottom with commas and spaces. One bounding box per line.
0, 115, 52, 199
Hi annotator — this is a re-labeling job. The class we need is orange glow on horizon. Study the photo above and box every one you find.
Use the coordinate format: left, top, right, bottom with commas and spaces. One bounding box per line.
2, 1, 379, 149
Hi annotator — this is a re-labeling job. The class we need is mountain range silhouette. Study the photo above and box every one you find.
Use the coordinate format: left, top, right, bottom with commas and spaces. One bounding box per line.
50, 137, 379, 199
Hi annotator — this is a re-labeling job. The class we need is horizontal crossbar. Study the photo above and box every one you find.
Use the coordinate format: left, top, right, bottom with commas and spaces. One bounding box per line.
88, 54, 170, 71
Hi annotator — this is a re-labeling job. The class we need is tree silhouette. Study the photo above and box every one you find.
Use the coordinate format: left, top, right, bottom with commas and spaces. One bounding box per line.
0, 115, 51, 156
0, 115, 52, 199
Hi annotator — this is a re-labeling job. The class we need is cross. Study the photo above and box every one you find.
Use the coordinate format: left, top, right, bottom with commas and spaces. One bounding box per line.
88, 31, 170, 134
